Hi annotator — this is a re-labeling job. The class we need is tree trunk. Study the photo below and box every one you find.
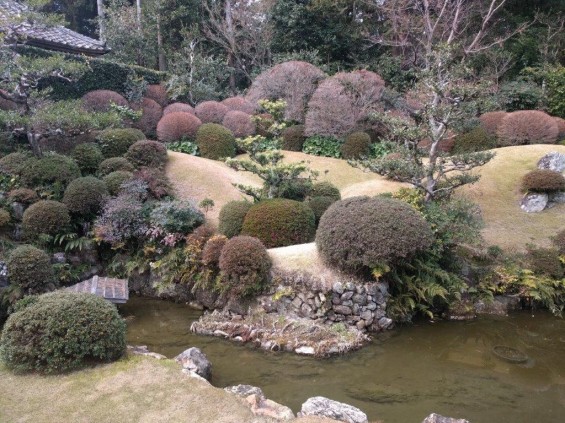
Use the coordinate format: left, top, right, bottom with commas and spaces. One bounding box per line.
225, 0, 236, 94
157, 15, 166, 71
96, 0, 105, 42
27, 132, 42, 157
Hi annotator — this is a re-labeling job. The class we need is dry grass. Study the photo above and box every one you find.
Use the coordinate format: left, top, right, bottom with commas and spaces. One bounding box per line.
459, 144, 565, 251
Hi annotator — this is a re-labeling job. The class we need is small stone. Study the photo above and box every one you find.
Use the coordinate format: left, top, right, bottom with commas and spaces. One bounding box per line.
360, 310, 373, 321
375, 309, 386, 319
52, 252, 66, 264
341, 300, 353, 307
366, 284, 378, 296
332, 293, 341, 305
299, 396, 368, 423
213, 330, 229, 337
537, 151, 565, 173
352, 303, 360, 315
345, 282, 356, 291
549, 191, 565, 205
366, 301, 377, 311
356, 320, 367, 330
296, 346, 316, 355
378, 317, 393, 329
175, 347, 212, 380
291, 296, 303, 309
352, 293, 367, 306
333, 282, 344, 294
341, 291, 354, 301
225, 384, 264, 399
318, 292, 326, 303
334, 305, 353, 315
520, 192, 548, 213
421, 413, 470, 423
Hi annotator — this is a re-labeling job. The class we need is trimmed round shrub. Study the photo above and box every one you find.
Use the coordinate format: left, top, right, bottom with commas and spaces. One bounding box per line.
195, 123, 236, 160
96, 128, 146, 158
202, 234, 228, 267
134, 167, 174, 199
63, 176, 109, 216
552, 229, 565, 255
22, 200, 70, 237
132, 97, 163, 137
103, 170, 133, 196
8, 188, 38, 205
195, 101, 229, 124
156, 111, 202, 142
479, 111, 508, 136
341, 131, 372, 159
71, 143, 104, 174
241, 199, 316, 248
218, 200, 253, 238
219, 236, 272, 299
0, 291, 126, 374
0, 209, 10, 228
145, 84, 168, 107
0, 152, 32, 176
125, 140, 168, 168
221, 97, 256, 114
6, 245, 56, 294
98, 157, 135, 176
521, 169, 565, 193
81, 90, 128, 112
222, 110, 256, 138
281, 124, 306, 151
309, 181, 341, 201
306, 196, 338, 225
497, 110, 559, 146
555, 117, 565, 140
526, 247, 564, 279
316, 196, 434, 273
21, 153, 80, 188
163, 102, 195, 115
452, 127, 496, 153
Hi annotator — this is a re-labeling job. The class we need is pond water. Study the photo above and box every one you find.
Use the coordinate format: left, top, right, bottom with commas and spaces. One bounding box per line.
120, 296, 565, 423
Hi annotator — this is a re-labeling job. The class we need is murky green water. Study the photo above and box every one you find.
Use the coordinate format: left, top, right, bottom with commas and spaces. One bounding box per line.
120, 296, 565, 423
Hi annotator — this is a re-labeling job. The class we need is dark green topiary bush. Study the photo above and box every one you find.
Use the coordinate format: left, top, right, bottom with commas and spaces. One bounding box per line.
309, 181, 341, 201
125, 140, 168, 168
241, 199, 316, 248
452, 127, 496, 154
219, 236, 272, 299
218, 200, 253, 238
341, 131, 371, 159
316, 196, 434, 273
0, 209, 10, 228
98, 157, 135, 176
6, 245, 56, 294
281, 125, 306, 151
71, 143, 104, 175
306, 196, 337, 225
63, 176, 109, 217
20, 153, 80, 188
103, 170, 133, 196
521, 169, 565, 193
278, 179, 313, 201
0, 291, 126, 374
22, 200, 70, 237
96, 128, 146, 158
0, 152, 32, 176
526, 246, 564, 279
195, 123, 236, 160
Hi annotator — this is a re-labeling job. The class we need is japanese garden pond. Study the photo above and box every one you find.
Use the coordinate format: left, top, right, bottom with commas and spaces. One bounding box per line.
120, 296, 565, 423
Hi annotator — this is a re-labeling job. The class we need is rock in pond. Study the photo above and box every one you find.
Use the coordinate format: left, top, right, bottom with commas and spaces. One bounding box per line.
537, 151, 565, 173
175, 347, 212, 380
127, 345, 167, 360
421, 413, 470, 423
225, 384, 294, 421
299, 396, 368, 423
520, 193, 548, 213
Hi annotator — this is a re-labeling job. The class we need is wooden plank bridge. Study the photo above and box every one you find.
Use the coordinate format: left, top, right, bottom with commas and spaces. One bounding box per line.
66, 275, 129, 304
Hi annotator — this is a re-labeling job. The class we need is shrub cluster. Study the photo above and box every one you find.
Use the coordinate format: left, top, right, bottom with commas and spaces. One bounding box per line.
103, 170, 133, 196
81, 90, 128, 112
316, 196, 434, 273
281, 125, 306, 151
222, 111, 256, 138
241, 199, 316, 248
195, 101, 229, 124
63, 176, 109, 217
0, 152, 32, 176
555, 117, 565, 140
7, 188, 38, 205
71, 143, 104, 174
21, 154, 80, 188
149, 200, 204, 236
132, 97, 163, 137
521, 169, 565, 193
452, 127, 496, 153
6, 245, 56, 294
278, 179, 313, 201
0, 291, 126, 374
0, 209, 10, 228
219, 236, 272, 299
98, 157, 135, 176
134, 167, 174, 199
196, 123, 236, 160
125, 140, 168, 168
309, 181, 341, 201
202, 235, 228, 267
96, 128, 146, 158
163, 102, 194, 115
156, 112, 202, 142
306, 196, 337, 225
22, 200, 70, 237
341, 131, 372, 159
479, 111, 508, 136
497, 110, 559, 146
526, 246, 564, 279
221, 97, 256, 115
218, 200, 253, 238
145, 84, 168, 106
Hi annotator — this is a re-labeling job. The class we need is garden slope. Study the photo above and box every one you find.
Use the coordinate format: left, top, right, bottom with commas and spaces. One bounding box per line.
459, 144, 565, 251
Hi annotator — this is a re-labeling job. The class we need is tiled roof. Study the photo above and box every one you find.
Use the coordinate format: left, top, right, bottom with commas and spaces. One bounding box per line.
0, 0, 110, 56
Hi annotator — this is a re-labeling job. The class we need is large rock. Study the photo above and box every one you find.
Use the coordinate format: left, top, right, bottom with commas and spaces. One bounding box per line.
299, 396, 368, 423
224, 384, 264, 398
175, 347, 212, 380
537, 151, 565, 173
225, 384, 294, 421
520, 193, 548, 213
421, 413, 470, 423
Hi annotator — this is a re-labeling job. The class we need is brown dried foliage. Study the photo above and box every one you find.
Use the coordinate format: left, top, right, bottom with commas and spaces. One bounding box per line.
156, 112, 202, 142
521, 169, 565, 193
554, 117, 565, 140
222, 110, 256, 138
163, 102, 195, 115
221, 97, 256, 114
195, 101, 229, 124
479, 111, 508, 136
202, 235, 228, 267
497, 110, 559, 146
81, 90, 128, 112
132, 97, 163, 137
145, 84, 168, 107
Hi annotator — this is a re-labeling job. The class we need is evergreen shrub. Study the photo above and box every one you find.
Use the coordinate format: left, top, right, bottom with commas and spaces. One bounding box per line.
309, 181, 341, 201
195, 123, 236, 160
63, 176, 109, 217
98, 157, 135, 176
452, 127, 496, 153
521, 169, 565, 193
71, 143, 104, 174
218, 200, 253, 238
21, 154, 80, 188
281, 124, 306, 151
103, 171, 133, 196
125, 140, 168, 168
96, 128, 146, 158
6, 245, 56, 294
22, 200, 70, 237
341, 131, 371, 159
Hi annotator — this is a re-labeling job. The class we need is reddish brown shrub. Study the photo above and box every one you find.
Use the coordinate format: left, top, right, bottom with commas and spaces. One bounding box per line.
497, 110, 559, 146
81, 90, 128, 112
202, 235, 228, 267
221, 97, 256, 114
281, 124, 306, 151
305, 70, 385, 138
195, 101, 229, 124
479, 111, 508, 136
521, 169, 565, 193
132, 97, 163, 137
246, 61, 326, 122
145, 84, 168, 107
222, 111, 256, 138
134, 167, 174, 199
417, 131, 456, 153
156, 112, 202, 142
554, 117, 565, 140
163, 102, 195, 115
8, 188, 38, 205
